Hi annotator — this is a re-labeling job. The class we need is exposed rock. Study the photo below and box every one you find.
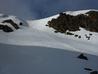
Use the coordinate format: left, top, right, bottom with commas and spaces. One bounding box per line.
46, 24, 48, 26
2, 19, 19, 29
0, 23, 14, 32
54, 30, 59, 33
84, 68, 92, 71
47, 11, 98, 35
89, 33, 93, 36
19, 22, 23, 25
66, 32, 74, 35
0, 24, 4, 29
85, 34, 90, 40
78, 36, 81, 38
74, 35, 78, 37
2, 25, 13, 32
77, 53, 88, 60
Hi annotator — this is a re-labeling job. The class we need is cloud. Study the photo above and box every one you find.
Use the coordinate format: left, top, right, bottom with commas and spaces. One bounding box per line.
29, 0, 98, 19
0, 0, 33, 19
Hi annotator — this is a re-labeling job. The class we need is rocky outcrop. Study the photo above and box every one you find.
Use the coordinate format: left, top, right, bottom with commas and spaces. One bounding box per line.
0, 19, 20, 32
0, 15, 25, 33
47, 11, 98, 33
77, 53, 88, 60
2, 25, 13, 32
2, 19, 20, 29
84, 68, 92, 71
0, 24, 13, 32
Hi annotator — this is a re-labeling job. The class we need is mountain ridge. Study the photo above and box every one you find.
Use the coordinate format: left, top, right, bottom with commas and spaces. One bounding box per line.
0, 9, 98, 56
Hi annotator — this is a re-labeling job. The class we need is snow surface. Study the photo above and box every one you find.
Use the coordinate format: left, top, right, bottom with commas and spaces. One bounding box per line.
0, 10, 98, 56
0, 44, 98, 74
65, 9, 98, 16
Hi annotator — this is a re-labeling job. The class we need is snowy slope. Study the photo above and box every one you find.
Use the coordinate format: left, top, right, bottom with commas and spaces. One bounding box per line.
0, 9, 98, 56
0, 9, 98, 74
0, 44, 98, 74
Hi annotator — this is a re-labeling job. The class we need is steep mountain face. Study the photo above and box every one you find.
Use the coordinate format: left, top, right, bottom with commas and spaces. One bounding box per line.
0, 10, 98, 56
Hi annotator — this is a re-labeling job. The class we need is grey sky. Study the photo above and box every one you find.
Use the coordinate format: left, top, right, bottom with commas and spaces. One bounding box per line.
0, 0, 98, 19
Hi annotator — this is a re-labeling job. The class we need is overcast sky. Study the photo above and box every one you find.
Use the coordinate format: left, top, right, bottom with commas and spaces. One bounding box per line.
0, 0, 98, 19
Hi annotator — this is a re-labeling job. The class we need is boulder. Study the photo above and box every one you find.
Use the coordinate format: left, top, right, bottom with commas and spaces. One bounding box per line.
77, 53, 88, 60
2, 25, 13, 32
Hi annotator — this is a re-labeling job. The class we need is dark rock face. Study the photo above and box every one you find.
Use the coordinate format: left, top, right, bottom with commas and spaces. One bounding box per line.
47, 11, 98, 33
85, 34, 91, 40
0, 24, 4, 29
84, 68, 92, 71
0, 19, 22, 32
19, 22, 23, 25
77, 53, 88, 60
0, 24, 13, 32
3, 25, 13, 32
2, 19, 19, 29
